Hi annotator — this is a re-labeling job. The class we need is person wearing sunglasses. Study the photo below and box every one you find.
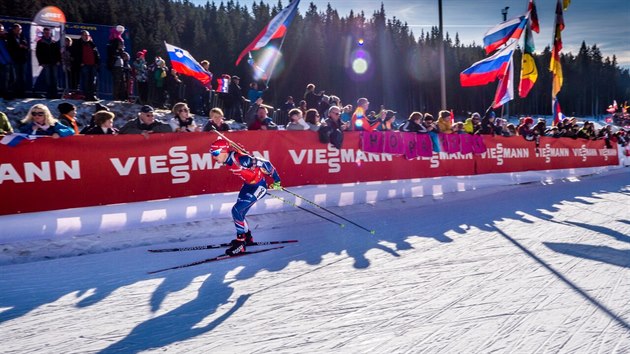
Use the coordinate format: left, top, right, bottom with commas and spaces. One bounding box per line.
168, 102, 200, 132
19, 104, 74, 138
119, 105, 172, 135
209, 138, 282, 256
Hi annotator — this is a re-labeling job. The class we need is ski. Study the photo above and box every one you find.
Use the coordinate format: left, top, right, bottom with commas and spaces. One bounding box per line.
147, 246, 285, 274
148, 239, 298, 253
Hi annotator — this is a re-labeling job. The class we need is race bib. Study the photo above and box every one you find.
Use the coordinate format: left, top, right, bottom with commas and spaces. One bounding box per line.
254, 185, 267, 199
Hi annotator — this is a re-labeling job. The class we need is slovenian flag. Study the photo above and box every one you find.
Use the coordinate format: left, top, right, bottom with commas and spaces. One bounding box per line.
483, 14, 527, 54
235, 0, 300, 66
460, 40, 517, 87
164, 42, 212, 87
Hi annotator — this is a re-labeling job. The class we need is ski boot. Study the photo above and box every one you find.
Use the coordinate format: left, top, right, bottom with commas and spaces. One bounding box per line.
244, 230, 254, 246
225, 233, 247, 256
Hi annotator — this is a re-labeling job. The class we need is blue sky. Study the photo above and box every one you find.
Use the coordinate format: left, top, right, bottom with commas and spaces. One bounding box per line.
193, 0, 630, 68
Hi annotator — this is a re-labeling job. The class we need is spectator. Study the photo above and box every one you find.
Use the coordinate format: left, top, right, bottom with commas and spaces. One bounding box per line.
351, 97, 370, 131
437, 110, 453, 134
0, 111, 13, 135
576, 121, 597, 140
6, 24, 29, 98
132, 50, 149, 104
111, 47, 130, 101
471, 112, 482, 133
35, 27, 61, 98
479, 111, 496, 135
167, 68, 184, 105
80, 103, 110, 133
532, 118, 547, 137
506, 123, 517, 136
247, 82, 264, 104
203, 107, 230, 132
546, 126, 562, 138
494, 118, 510, 136
340, 104, 352, 124
492, 118, 507, 136
61, 37, 76, 92
0, 24, 10, 99
169, 102, 199, 132
517, 117, 535, 140
285, 108, 309, 131
319, 105, 345, 149
19, 104, 74, 138
107, 25, 125, 93
400, 112, 424, 133
119, 105, 172, 135
71, 30, 100, 101
226, 75, 244, 122
152, 57, 168, 108
318, 94, 331, 118
422, 113, 439, 133
304, 108, 321, 131
281, 96, 295, 114
329, 95, 341, 107
297, 99, 307, 116
83, 111, 117, 135
380, 110, 396, 131
197, 59, 213, 115
57, 102, 80, 134
247, 99, 276, 130
452, 121, 466, 134
304, 83, 324, 109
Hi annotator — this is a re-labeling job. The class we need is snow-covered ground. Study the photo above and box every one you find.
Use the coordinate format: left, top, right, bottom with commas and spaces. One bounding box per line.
1, 169, 629, 353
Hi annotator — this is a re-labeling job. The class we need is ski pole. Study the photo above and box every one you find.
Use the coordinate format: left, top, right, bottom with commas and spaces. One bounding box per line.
281, 187, 376, 235
266, 192, 345, 228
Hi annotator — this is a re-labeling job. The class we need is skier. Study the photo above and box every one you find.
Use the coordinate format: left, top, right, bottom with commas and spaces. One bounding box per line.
210, 138, 282, 256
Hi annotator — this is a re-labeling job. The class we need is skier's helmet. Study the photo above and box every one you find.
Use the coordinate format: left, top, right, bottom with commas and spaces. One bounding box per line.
210, 139, 230, 156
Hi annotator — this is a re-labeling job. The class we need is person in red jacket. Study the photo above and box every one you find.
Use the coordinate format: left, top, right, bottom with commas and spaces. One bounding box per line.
210, 138, 282, 255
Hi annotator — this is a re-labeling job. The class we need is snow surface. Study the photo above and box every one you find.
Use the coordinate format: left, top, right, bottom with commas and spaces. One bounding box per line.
1, 169, 629, 353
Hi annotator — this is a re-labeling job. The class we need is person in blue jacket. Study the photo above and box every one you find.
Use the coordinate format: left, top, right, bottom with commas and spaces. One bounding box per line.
19, 104, 74, 138
210, 138, 282, 256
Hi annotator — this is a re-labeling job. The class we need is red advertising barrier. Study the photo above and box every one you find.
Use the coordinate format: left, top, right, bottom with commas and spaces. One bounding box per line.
0, 132, 617, 215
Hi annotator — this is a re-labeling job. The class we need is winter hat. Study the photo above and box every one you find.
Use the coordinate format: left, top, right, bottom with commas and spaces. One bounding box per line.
385, 110, 397, 120
116, 25, 125, 33
136, 49, 147, 58
57, 102, 75, 114
95, 103, 110, 112
140, 105, 155, 113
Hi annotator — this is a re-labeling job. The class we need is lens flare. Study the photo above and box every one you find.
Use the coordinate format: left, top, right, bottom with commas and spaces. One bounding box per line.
352, 58, 368, 74
250, 46, 284, 81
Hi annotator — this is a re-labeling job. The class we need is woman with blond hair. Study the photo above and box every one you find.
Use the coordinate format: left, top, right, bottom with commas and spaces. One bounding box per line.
169, 102, 200, 132
19, 104, 74, 138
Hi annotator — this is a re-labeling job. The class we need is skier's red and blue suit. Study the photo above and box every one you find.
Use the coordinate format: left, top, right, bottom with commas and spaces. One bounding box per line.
224, 151, 281, 235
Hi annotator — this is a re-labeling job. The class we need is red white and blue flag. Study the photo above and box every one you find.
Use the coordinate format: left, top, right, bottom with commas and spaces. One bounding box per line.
460, 40, 517, 87
235, 0, 300, 65
164, 42, 212, 87
0, 133, 42, 147
552, 97, 565, 126
492, 57, 514, 108
483, 14, 527, 54
217, 75, 230, 93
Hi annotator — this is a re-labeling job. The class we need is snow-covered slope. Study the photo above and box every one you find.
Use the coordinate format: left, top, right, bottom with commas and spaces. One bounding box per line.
1, 169, 628, 353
